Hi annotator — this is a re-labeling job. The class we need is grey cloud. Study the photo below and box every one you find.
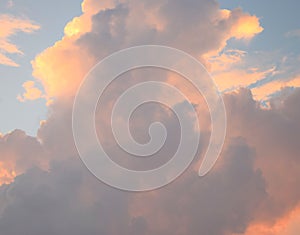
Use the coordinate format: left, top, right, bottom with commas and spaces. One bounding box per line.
0, 130, 46, 180
77, 0, 245, 59
0, 0, 299, 234
0, 137, 266, 235
1, 89, 300, 234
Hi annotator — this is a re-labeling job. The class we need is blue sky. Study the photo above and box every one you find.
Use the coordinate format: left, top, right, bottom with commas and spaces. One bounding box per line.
0, 0, 82, 135
219, 0, 300, 52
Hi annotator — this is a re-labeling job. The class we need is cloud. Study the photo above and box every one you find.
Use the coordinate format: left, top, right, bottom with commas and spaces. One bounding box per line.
229, 10, 264, 40
206, 49, 276, 92
1, 88, 300, 234
0, 14, 40, 67
252, 75, 300, 100
204, 49, 280, 96
241, 205, 300, 235
17, 81, 44, 102
31, 0, 264, 100
224, 88, 300, 229
0, 162, 16, 185
285, 29, 300, 38
0, 130, 47, 186
81, 0, 117, 15
0, 162, 132, 235
0, 137, 267, 235
6, 0, 14, 8
32, 37, 95, 98
1, 0, 300, 234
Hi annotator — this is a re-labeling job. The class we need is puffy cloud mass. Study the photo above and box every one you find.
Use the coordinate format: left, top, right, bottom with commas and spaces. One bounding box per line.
1, 88, 300, 235
0, 130, 47, 185
1, 0, 300, 234
31, 0, 263, 99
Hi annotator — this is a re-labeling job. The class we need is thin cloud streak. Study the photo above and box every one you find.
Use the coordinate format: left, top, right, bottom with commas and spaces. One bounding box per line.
0, 14, 40, 67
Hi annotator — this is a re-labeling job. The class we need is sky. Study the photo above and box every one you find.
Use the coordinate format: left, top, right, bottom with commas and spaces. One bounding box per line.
0, 0, 300, 234
0, 0, 82, 135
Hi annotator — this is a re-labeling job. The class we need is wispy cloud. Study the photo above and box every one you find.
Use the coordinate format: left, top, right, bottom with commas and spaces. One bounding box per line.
0, 14, 40, 67
285, 29, 300, 38
6, 0, 14, 8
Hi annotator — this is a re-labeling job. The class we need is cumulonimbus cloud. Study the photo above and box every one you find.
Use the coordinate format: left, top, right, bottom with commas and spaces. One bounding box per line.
0, 0, 300, 234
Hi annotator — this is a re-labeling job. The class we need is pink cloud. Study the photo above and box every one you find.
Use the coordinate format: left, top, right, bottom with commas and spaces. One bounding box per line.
0, 1, 299, 234
0, 14, 40, 67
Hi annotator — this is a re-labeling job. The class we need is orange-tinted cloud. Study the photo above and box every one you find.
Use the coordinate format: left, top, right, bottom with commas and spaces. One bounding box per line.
32, 38, 95, 98
81, 0, 116, 14
0, 162, 16, 185
206, 9, 264, 56
230, 12, 264, 40
17, 81, 44, 102
64, 15, 92, 37
0, 14, 40, 67
205, 49, 276, 92
206, 49, 247, 72
1, 1, 299, 234
0, 130, 48, 186
31, 2, 264, 100
252, 76, 300, 100
238, 205, 300, 235
215, 67, 276, 91
64, 0, 120, 38
201, 10, 265, 96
